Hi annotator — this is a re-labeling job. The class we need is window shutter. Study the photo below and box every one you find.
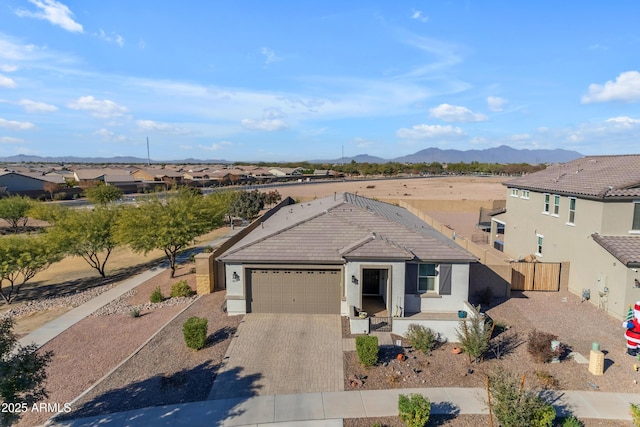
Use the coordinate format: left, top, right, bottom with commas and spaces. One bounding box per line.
439, 264, 452, 295
406, 264, 418, 294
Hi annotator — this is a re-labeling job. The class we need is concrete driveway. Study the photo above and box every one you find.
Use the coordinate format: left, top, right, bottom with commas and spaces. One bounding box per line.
208, 313, 344, 400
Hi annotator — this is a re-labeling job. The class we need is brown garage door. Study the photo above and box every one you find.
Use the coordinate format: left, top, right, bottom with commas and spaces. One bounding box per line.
248, 269, 341, 314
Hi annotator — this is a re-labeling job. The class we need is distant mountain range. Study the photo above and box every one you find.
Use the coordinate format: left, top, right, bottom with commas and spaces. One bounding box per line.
2, 145, 582, 165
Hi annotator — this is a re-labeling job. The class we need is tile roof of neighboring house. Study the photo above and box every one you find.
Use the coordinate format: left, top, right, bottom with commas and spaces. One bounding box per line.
219, 193, 476, 264
505, 155, 640, 199
591, 234, 640, 267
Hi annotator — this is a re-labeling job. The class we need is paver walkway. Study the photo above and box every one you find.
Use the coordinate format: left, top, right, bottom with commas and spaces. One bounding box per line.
47, 387, 640, 426
209, 314, 344, 400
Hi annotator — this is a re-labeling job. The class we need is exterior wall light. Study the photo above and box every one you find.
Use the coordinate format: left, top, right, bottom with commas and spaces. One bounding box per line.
232, 272, 240, 282
351, 275, 358, 285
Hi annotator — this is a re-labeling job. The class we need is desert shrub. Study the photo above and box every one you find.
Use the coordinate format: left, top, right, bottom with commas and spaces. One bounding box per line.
405, 324, 439, 354
488, 368, 556, 427
561, 415, 584, 427
203, 246, 214, 253
53, 192, 67, 201
183, 316, 208, 350
631, 403, 640, 427
455, 306, 492, 363
150, 286, 165, 303
476, 286, 494, 306
355, 335, 378, 367
130, 308, 141, 318
535, 370, 559, 389
527, 329, 561, 363
170, 280, 195, 298
398, 393, 431, 427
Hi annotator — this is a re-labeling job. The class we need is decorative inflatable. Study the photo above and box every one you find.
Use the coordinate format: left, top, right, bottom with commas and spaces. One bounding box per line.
624, 302, 640, 356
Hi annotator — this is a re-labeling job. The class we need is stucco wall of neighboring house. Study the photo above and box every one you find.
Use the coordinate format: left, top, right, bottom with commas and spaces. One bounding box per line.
601, 201, 639, 235
0, 173, 46, 192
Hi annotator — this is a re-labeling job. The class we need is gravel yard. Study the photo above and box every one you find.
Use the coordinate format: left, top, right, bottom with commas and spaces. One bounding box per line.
59, 288, 240, 421
15, 265, 200, 427
343, 287, 640, 426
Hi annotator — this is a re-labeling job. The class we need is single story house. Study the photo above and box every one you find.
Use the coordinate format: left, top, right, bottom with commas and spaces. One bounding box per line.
215, 193, 478, 340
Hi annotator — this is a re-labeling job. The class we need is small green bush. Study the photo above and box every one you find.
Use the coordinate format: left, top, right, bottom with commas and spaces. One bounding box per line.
631, 403, 640, 427
455, 306, 492, 363
130, 308, 141, 318
150, 286, 164, 303
405, 324, 439, 354
398, 393, 431, 427
183, 316, 208, 350
170, 280, 195, 298
53, 192, 67, 201
561, 415, 584, 427
355, 335, 378, 367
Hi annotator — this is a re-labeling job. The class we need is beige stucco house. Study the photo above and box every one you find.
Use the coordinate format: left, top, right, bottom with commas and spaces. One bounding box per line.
492, 155, 640, 320
215, 193, 478, 340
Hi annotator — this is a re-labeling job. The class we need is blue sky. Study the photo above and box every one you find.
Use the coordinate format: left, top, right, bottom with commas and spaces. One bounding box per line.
1, 1, 640, 161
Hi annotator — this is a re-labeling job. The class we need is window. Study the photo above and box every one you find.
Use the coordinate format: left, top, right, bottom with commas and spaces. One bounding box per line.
418, 263, 437, 293
543, 194, 550, 214
633, 202, 640, 231
521, 190, 530, 199
536, 234, 543, 256
511, 188, 519, 197
568, 198, 576, 224
553, 195, 560, 216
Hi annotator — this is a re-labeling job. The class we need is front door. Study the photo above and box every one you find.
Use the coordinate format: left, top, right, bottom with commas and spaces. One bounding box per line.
362, 269, 380, 295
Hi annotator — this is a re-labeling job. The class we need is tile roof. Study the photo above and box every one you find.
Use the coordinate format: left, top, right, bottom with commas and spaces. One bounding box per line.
591, 234, 640, 267
219, 193, 476, 264
504, 155, 640, 198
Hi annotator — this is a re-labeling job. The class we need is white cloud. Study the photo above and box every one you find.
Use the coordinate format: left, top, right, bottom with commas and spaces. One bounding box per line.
95, 29, 125, 47
411, 10, 429, 23
429, 103, 487, 122
19, 99, 58, 113
582, 71, 640, 103
0, 74, 16, 88
15, 0, 83, 33
605, 116, 640, 127
241, 107, 288, 131
487, 96, 508, 112
396, 124, 466, 139
93, 128, 126, 142
68, 96, 127, 118
0, 65, 17, 72
261, 47, 282, 65
136, 119, 188, 135
179, 145, 193, 150
0, 136, 24, 143
353, 137, 374, 148
199, 141, 232, 151
0, 118, 35, 130
241, 118, 288, 131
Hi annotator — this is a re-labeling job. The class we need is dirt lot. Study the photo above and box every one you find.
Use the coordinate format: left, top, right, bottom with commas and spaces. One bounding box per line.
275, 176, 508, 203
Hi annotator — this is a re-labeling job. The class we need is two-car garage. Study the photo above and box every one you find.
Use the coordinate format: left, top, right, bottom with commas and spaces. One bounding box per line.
247, 268, 342, 314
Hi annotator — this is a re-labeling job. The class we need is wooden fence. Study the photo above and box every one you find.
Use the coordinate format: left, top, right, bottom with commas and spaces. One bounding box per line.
510, 262, 561, 291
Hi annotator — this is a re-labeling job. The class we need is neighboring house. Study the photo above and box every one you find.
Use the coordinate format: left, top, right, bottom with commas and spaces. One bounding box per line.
0, 171, 65, 193
268, 167, 304, 177
313, 169, 340, 177
493, 155, 640, 320
215, 193, 477, 340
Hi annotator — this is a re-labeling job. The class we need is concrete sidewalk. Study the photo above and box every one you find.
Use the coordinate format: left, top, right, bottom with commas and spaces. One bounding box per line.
46, 388, 640, 426
19, 229, 243, 350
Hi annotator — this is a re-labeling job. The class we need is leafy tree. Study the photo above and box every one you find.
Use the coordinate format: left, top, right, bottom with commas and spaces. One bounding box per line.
0, 234, 63, 304
0, 317, 53, 427
228, 190, 265, 220
43, 181, 62, 200
116, 188, 230, 277
264, 190, 282, 207
0, 196, 34, 233
83, 182, 122, 205
45, 206, 121, 278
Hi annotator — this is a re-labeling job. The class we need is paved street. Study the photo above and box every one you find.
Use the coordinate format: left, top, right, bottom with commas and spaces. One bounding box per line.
208, 314, 343, 399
